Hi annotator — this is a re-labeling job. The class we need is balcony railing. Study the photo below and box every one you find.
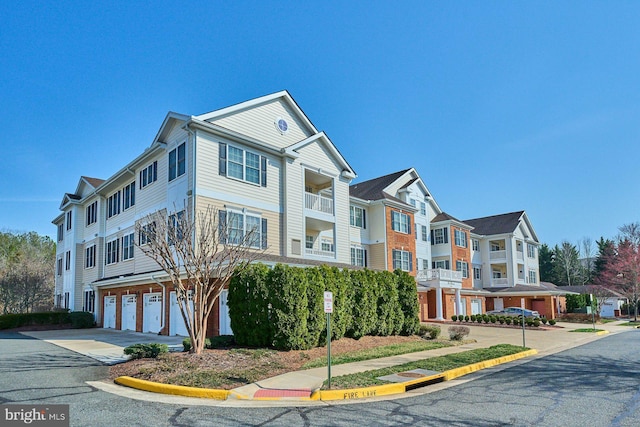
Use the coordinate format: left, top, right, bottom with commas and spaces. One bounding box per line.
516, 251, 524, 261
305, 248, 335, 258
490, 278, 509, 286
416, 268, 463, 282
490, 250, 506, 260
305, 192, 334, 215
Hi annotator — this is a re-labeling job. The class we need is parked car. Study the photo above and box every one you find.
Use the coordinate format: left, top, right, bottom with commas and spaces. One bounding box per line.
487, 307, 540, 318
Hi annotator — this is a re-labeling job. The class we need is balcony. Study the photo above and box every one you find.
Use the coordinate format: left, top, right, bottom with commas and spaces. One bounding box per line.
490, 250, 506, 261
305, 192, 334, 215
516, 251, 524, 261
305, 248, 335, 258
490, 278, 509, 286
417, 268, 463, 283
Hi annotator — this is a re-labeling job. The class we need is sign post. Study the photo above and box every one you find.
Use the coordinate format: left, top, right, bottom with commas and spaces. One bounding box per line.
590, 293, 596, 330
521, 297, 526, 348
324, 291, 333, 389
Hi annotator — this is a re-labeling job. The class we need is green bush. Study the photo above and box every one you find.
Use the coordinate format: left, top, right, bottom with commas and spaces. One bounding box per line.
482, 314, 489, 323
489, 316, 497, 324
124, 343, 168, 359
470, 315, 476, 322
69, 311, 95, 328
541, 318, 548, 325
306, 267, 326, 347
0, 311, 97, 330
549, 319, 556, 325
347, 269, 377, 339
321, 266, 352, 340
269, 264, 311, 350
418, 324, 441, 340
458, 316, 464, 322
464, 315, 470, 322
448, 325, 470, 341
395, 270, 420, 336
182, 337, 212, 352
533, 319, 540, 327
228, 263, 272, 347
373, 271, 402, 336
209, 335, 235, 348
451, 315, 458, 322
505, 317, 512, 325
498, 318, 505, 325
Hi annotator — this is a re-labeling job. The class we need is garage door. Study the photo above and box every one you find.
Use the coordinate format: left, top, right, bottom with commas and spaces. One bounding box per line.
219, 290, 233, 336
121, 295, 137, 331
170, 291, 193, 336
103, 296, 116, 329
471, 299, 482, 315
143, 293, 162, 333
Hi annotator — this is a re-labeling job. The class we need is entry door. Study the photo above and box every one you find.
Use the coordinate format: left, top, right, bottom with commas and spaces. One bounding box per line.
103, 296, 116, 329
494, 298, 504, 311
459, 297, 467, 316
121, 295, 137, 331
170, 291, 193, 336
143, 293, 162, 333
219, 290, 233, 335
471, 298, 482, 315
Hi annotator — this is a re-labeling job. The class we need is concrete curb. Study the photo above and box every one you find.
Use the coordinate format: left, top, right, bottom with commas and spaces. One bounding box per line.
114, 349, 537, 401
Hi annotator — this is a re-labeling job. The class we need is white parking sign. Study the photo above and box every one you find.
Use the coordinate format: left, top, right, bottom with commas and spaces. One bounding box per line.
324, 291, 333, 313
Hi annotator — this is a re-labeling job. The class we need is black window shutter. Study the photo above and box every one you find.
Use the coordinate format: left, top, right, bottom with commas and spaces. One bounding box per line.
445, 260, 450, 270
432, 261, 436, 269
139, 171, 143, 189
261, 218, 267, 249
409, 253, 413, 272
218, 210, 227, 244
415, 223, 418, 238
153, 161, 158, 181
219, 143, 227, 176
364, 249, 368, 267
407, 220, 411, 235
430, 230, 434, 245
362, 209, 366, 229
444, 228, 449, 244
261, 156, 267, 187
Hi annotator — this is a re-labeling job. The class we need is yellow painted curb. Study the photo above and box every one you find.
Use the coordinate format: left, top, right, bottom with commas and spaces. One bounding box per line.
114, 376, 229, 400
442, 349, 538, 381
401, 372, 446, 389
595, 330, 609, 336
317, 383, 405, 401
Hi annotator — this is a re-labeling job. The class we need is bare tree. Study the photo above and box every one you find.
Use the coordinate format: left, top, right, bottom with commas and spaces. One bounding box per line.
578, 237, 595, 285
586, 283, 613, 318
135, 204, 264, 354
555, 241, 581, 286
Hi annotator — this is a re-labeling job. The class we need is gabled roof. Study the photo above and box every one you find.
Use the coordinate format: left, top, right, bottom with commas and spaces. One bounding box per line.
82, 176, 105, 188
349, 169, 411, 200
284, 132, 356, 179
555, 285, 626, 299
431, 212, 473, 230
463, 211, 525, 236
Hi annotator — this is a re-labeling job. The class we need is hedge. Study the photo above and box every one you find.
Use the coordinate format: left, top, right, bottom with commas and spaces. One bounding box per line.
228, 263, 272, 347
0, 311, 95, 330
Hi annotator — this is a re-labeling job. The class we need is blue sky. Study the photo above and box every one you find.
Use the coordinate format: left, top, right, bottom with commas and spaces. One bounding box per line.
1, 1, 639, 250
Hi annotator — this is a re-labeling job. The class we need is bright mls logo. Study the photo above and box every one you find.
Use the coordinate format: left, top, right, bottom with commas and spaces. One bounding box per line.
2, 405, 69, 426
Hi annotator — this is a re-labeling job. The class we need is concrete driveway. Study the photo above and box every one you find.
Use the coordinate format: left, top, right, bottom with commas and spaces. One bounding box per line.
20, 328, 185, 365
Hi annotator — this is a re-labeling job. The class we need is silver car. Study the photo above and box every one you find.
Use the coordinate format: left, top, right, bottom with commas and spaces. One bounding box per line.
487, 307, 540, 318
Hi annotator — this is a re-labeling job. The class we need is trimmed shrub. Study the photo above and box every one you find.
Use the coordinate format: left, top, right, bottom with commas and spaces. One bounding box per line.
489, 316, 497, 324
541, 318, 548, 325
306, 267, 326, 347
505, 317, 512, 325
419, 324, 441, 340
209, 335, 235, 349
533, 319, 541, 327
449, 325, 470, 341
321, 266, 352, 340
470, 315, 476, 322
458, 316, 464, 322
476, 316, 483, 323
373, 271, 403, 336
499, 318, 505, 325
124, 343, 168, 359
464, 315, 470, 322
269, 264, 311, 350
451, 315, 458, 322
182, 337, 213, 352
549, 319, 556, 326
347, 269, 377, 339
69, 311, 95, 329
228, 263, 272, 347
395, 270, 420, 336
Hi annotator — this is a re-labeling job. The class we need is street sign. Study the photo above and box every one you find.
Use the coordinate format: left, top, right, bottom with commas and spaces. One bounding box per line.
324, 291, 333, 313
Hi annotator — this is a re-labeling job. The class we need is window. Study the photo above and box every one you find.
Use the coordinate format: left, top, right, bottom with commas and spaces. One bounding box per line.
421, 225, 428, 242
57, 223, 64, 242
391, 211, 410, 234
169, 142, 186, 181
350, 206, 366, 228
107, 191, 121, 219
410, 199, 416, 207
139, 222, 156, 245
219, 210, 267, 249
219, 143, 267, 186
85, 245, 96, 269
140, 161, 158, 188
64, 292, 70, 310
56, 257, 63, 276
351, 246, 367, 267
321, 239, 334, 253
527, 244, 536, 258
86, 201, 97, 226
65, 251, 71, 271
456, 260, 469, 278
454, 229, 467, 248
122, 233, 135, 260
420, 202, 426, 216
305, 235, 314, 249
66, 211, 72, 230
123, 182, 135, 210
432, 228, 448, 245
168, 211, 185, 245
472, 239, 479, 251
106, 239, 119, 265
433, 260, 450, 270
528, 270, 537, 284
84, 290, 95, 312
392, 249, 412, 271
473, 266, 482, 280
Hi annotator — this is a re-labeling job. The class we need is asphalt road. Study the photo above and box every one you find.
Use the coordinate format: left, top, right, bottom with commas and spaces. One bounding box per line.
1, 329, 639, 426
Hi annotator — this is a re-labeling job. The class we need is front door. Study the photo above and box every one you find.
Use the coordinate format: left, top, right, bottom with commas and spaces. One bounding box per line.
103, 296, 116, 329
121, 295, 137, 331
471, 298, 482, 315
494, 298, 504, 311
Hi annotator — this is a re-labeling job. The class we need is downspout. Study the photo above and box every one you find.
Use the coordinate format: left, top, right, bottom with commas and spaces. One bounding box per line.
183, 123, 197, 245
150, 275, 166, 333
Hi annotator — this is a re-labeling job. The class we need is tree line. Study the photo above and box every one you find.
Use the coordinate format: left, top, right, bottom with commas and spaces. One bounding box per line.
0, 231, 56, 314
540, 223, 640, 320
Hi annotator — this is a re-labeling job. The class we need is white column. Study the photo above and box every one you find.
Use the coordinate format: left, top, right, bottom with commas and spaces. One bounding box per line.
435, 288, 444, 320
455, 288, 462, 316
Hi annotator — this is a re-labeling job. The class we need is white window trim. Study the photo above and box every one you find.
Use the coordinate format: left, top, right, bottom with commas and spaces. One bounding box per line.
227, 209, 263, 249
454, 229, 467, 248
391, 211, 410, 234
226, 144, 263, 186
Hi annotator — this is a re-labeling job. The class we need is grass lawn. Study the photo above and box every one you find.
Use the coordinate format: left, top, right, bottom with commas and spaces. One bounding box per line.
302, 341, 451, 369
569, 328, 606, 333
325, 344, 526, 389
617, 321, 640, 327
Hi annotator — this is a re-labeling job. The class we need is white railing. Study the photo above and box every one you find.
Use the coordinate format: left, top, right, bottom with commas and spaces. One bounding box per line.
305, 192, 334, 215
490, 250, 506, 260
516, 251, 524, 260
305, 248, 335, 258
491, 278, 509, 286
416, 268, 463, 282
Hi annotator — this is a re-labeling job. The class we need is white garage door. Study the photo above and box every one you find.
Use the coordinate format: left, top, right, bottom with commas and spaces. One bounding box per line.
143, 293, 162, 333
103, 296, 116, 329
219, 290, 233, 336
121, 295, 137, 331
170, 291, 193, 336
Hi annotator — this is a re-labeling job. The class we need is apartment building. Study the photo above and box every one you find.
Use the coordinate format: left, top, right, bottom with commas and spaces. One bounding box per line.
53, 91, 357, 335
